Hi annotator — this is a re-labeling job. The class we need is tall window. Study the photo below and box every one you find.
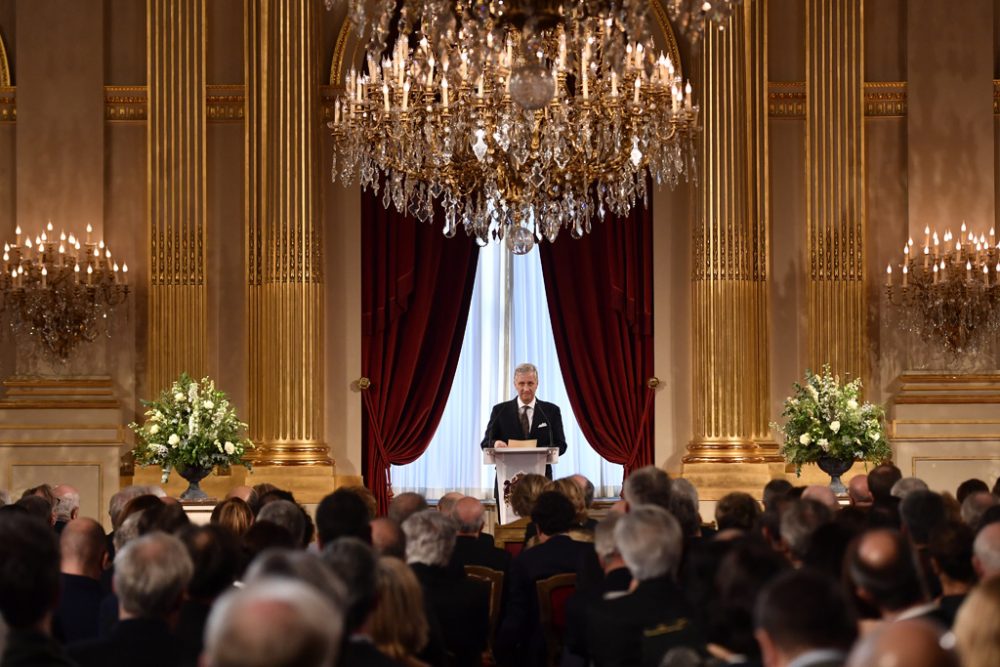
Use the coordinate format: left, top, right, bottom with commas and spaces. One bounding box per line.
391, 242, 624, 499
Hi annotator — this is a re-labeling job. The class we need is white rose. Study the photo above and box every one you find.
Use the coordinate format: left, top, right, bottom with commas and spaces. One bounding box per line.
808, 386, 819, 400
847, 399, 859, 410
168, 434, 180, 447
871, 432, 880, 442
818, 438, 830, 452
175, 392, 186, 402
203, 400, 214, 410
799, 433, 812, 445
150, 424, 160, 435
224, 442, 236, 456
830, 421, 841, 433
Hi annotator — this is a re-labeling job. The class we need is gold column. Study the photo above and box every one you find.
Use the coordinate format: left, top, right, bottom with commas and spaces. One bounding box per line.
245, 0, 328, 465
148, 0, 208, 392
806, 0, 866, 381
686, 0, 776, 464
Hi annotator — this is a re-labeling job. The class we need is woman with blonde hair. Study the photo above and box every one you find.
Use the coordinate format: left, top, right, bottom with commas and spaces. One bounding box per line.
954, 576, 1000, 667
370, 557, 431, 667
210, 497, 254, 537
549, 477, 591, 527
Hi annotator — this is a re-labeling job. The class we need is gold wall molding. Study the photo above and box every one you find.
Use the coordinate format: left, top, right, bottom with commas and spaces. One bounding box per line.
104, 85, 245, 123
805, 0, 867, 383
769, 81, 907, 118
246, 0, 329, 466
687, 0, 777, 464
106, 85, 148, 122
147, 0, 209, 392
206, 84, 244, 121
0, 86, 14, 122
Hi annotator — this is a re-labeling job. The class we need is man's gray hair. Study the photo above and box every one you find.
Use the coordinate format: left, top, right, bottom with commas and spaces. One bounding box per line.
108, 485, 166, 528
113, 512, 144, 552
961, 492, 997, 529
402, 509, 458, 567
257, 500, 305, 546
53, 487, 80, 522
244, 549, 347, 610
973, 522, 1000, 578
671, 478, 699, 507
780, 499, 832, 560
203, 577, 343, 667
623, 466, 672, 510
114, 532, 193, 618
513, 362, 538, 378
614, 505, 682, 581
890, 477, 929, 500
594, 513, 623, 562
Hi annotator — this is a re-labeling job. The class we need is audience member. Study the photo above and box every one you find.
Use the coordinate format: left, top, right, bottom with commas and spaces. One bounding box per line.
847, 475, 873, 507
585, 506, 701, 667
403, 510, 489, 667
847, 619, 959, 667
622, 465, 671, 510
15, 494, 55, 526
175, 525, 242, 664
802, 522, 863, 579
436, 491, 464, 515
388, 492, 429, 525
202, 578, 343, 667
371, 557, 432, 667
450, 496, 510, 572
322, 538, 401, 667
891, 477, 929, 500
953, 575, 1000, 667
847, 529, 933, 622
972, 521, 1000, 580
779, 499, 832, 565
569, 474, 596, 510
956, 478, 990, 505
71, 532, 193, 667
256, 499, 306, 547
549, 477, 595, 531
244, 550, 346, 611
868, 464, 903, 503
54, 518, 107, 644
762, 479, 793, 512
510, 474, 549, 544
210, 497, 255, 537
960, 491, 996, 530
802, 485, 840, 511
755, 569, 857, 667
136, 500, 191, 535
106, 486, 154, 559
669, 489, 704, 542
0, 512, 74, 666
900, 490, 947, 547
21, 483, 56, 508
316, 489, 372, 547
926, 521, 975, 628
340, 485, 378, 520
241, 520, 298, 570
52, 484, 81, 533
371, 517, 407, 559
224, 485, 261, 515
716, 492, 761, 533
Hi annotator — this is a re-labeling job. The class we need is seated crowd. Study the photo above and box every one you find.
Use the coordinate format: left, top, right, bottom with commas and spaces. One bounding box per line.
2, 466, 1000, 667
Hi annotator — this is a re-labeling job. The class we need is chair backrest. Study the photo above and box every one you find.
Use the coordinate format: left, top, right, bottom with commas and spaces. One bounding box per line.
464, 564, 505, 652
494, 517, 528, 557
536, 572, 577, 666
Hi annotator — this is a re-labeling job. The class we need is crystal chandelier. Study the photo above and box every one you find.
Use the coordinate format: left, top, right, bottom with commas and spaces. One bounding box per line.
326, 1, 699, 253
885, 222, 1000, 355
666, 0, 745, 43
1, 222, 130, 359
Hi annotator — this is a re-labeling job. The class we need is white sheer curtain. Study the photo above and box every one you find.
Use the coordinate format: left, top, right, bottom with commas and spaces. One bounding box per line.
391, 242, 623, 499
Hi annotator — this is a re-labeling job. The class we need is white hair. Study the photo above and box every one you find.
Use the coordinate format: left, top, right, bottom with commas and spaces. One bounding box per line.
891, 477, 929, 500
244, 550, 347, 610
974, 523, 1000, 578
614, 505, 682, 581
204, 577, 343, 667
513, 363, 538, 379
53, 488, 80, 522
114, 532, 193, 618
402, 509, 457, 567
594, 513, 623, 562
670, 478, 699, 507
113, 512, 143, 552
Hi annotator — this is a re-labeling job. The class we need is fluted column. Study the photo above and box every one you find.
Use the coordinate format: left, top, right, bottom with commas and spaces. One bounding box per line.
805, 0, 866, 381
686, 0, 775, 463
245, 0, 328, 465
148, 0, 208, 392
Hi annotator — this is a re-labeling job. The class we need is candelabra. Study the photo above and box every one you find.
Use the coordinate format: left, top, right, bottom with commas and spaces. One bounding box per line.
329, 23, 698, 253
1, 222, 130, 359
885, 223, 1000, 354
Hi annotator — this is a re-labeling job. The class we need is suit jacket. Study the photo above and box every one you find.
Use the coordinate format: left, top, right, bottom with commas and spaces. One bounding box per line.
585, 575, 703, 667
481, 398, 568, 487
54, 573, 104, 644
340, 636, 406, 667
410, 563, 490, 667
496, 534, 591, 667
451, 534, 512, 573
0, 629, 78, 667
69, 618, 184, 667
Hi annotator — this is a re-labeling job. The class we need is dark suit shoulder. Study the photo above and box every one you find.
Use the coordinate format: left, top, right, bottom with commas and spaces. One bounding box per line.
340, 638, 406, 667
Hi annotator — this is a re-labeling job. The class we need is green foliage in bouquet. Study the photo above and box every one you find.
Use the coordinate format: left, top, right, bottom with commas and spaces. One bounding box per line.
772, 365, 891, 473
129, 373, 253, 482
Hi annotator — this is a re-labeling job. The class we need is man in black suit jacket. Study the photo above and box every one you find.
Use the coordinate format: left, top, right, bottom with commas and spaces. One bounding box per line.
481, 363, 568, 488
54, 518, 108, 644
450, 496, 512, 573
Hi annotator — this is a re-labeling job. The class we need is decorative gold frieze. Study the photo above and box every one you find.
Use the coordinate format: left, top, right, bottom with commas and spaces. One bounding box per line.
206, 85, 244, 121
770, 81, 907, 118
865, 82, 907, 117
106, 86, 148, 122
0, 86, 14, 122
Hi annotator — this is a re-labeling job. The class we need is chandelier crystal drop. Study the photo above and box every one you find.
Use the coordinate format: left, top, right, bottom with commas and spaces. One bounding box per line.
666, 0, 745, 43
1, 222, 130, 359
327, 3, 699, 252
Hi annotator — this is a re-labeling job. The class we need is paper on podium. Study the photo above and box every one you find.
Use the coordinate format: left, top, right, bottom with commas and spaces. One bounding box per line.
507, 438, 538, 449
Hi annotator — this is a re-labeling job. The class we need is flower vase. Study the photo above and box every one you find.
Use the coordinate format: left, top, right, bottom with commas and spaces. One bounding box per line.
817, 456, 853, 496
177, 465, 213, 501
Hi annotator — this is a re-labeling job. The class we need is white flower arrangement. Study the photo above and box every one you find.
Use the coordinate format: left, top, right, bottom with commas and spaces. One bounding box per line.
129, 373, 253, 482
772, 365, 891, 474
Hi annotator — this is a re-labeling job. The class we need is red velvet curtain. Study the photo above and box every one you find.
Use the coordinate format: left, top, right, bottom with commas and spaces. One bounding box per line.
361, 193, 480, 513
538, 204, 655, 476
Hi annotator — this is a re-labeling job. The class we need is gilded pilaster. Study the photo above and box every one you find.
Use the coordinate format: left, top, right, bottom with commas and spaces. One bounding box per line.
805, 0, 866, 382
147, 0, 208, 392
245, 0, 328, 465
686, 0, 775, 463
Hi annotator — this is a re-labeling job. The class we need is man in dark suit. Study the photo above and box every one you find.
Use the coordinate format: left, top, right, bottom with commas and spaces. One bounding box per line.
54, 518, 108, 644
69, 532, 192, 667
450, 496, 511, 573
481, 363, 568, 493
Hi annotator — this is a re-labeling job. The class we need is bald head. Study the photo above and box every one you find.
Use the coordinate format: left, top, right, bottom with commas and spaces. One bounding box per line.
60, 518, 107, 579
454, 497, 486, 535
973, 522, 1000, 580
847, 475, 872, 507
849, 529, 927, 616
802, 485, 839, 511
846, 619, 958, 667
437, 492, 464, 515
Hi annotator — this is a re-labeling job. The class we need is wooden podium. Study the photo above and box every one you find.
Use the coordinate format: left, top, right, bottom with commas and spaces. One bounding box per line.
483, 447, 560, 525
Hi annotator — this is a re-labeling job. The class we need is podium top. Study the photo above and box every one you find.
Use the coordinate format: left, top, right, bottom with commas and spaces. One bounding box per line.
482, 447, 560, 465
